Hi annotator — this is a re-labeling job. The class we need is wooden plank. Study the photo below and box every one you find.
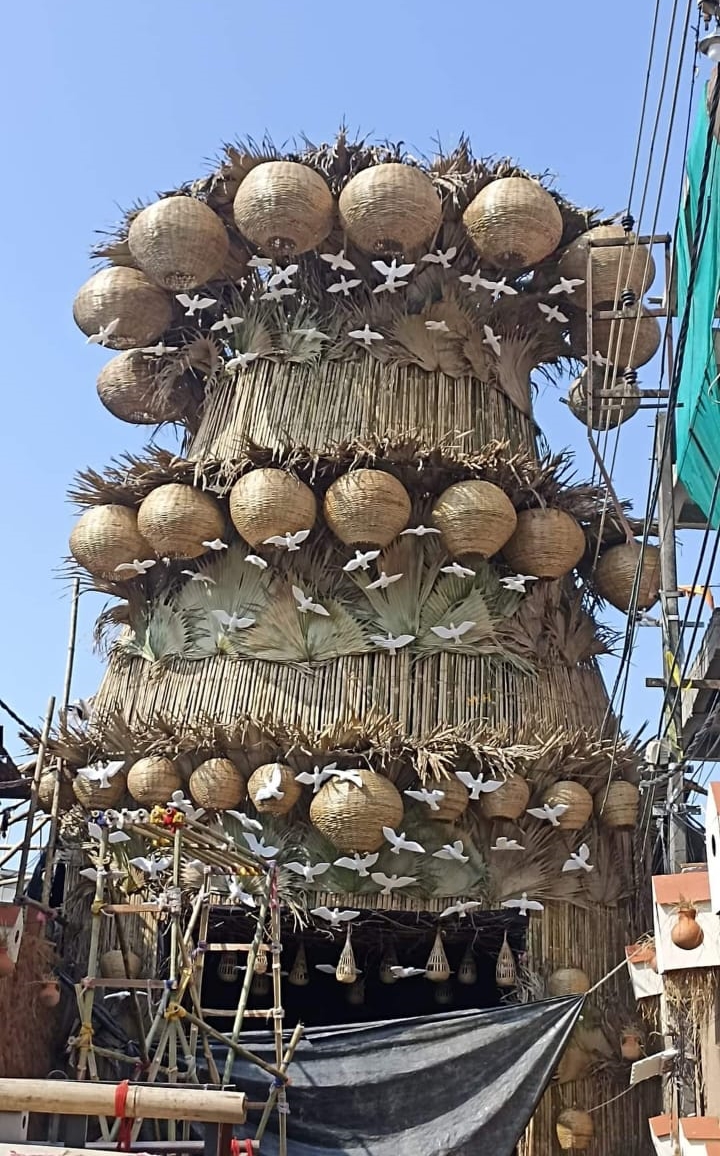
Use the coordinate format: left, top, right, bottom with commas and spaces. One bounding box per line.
203, 943, 268, 952
83, 977, 167, 990
0, 1080, 246, 1124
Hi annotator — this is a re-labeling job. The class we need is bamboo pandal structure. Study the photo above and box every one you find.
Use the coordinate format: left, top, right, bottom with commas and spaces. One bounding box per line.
0, 1079, 246, 1123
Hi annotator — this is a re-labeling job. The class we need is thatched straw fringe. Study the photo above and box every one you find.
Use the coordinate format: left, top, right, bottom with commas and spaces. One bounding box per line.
92, 652, 608, 739
190, 361, 536, 460
0, 921, 56, 1078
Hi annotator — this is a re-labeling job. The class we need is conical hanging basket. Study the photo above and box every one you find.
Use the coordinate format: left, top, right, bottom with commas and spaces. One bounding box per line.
189, 758, 246, 811
38, 768, 75, 814
431, 480, 517, 558
567, 368, 641, 430
229, 468, 317, 547
100, 949, 141, 980
73, 770, 127, 810
502, 508, 586, 579
336, 928, 358, 984
73, 266, 174, 350
427, 778, 469, 822
459, 944, 479, 986
555, 1109, 594, 1151
309, 769, 404, 852
247, 762, 301, 815
217, 952, 238, 983
233, 161, 335, 255
478, 773, 530, 820
127, 756, 183, 806
338, 163, 442, 254
288, 943, 309, 986
379, 942, 400, 984
594, 539, 661, 612
570, 309, 662, 369
547, 967, 590, 997
69, 504, 153, 580
323, 470, 411, 547
541, 781, 593, 830
128, 196, 229, 291
251, 971, 271, 996
495, 934, 516, 988
595, 780, 640, 828
137, 484, 225, 559
425, 929, 451, 983
97, 351, 191, 425
558, 224, 656, 308
463, 177, 563, 268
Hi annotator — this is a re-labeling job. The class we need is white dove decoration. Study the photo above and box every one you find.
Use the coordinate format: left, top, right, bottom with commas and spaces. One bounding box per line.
78, 762, 124, 790
292, 585, 330, 617
176, 293, 217, 317
211, 610, 256, 632
327, 275, 362, 296
87, 820, 129, 845
482, 325, 502, 356
549, 277, 584, 295
245, 554, 269, 569
226, 811, 263, 832
371, 872, 417, 896
103, 990, 152, 1002
268, 265, 298, 287
79, 865, 123, 884
372, 258, 415, 281
334, 852, 379, 877
441, 562, 475, 578
491, 836, 525, 852
459, 271, 486, 293
228, 878, 257, 907
141, 342, 179, 354
432, 840, 469, 864
538, 302, 568, 324
168, 791, 204, 820
476, 276, 518, 302
295, 765, 332, 793
454, 770, 504, 800
390, 966, 427, 978
292, 327, 331, 342
285, 861, 331, 882
226, 352, 260, 371
343, 549, 381, 572
526, 802, 569, 827
562, 843, 594, 873
324, 766, 364, 788
348, 324, 384, 346
86, 318, 120, 346
254, 764, 285, 803
404, 787, 445, 811
500, 574, 538, 593
501, 892, 544, 917
583, 350, 610, 367
440, 900, 481, 918
263, 529, 311, 551
129, 856, 172, 880
400, 525, 441, 537
425, 320, 451, 332
371, 632, 415, 655
310, 907, 361, 928
320, 249, 356, 271
260, 284, 296, 302
366, 571, 403, 590
181, 571, 216, 584
383, 827, 425, 855
430, 620, 476, 643
202, 538, 228, 551
242, 831, 280, 859
421, 246, 457, 268
247, 255, 273, 269
113, 559, 156, 577
210, 315, 244, 332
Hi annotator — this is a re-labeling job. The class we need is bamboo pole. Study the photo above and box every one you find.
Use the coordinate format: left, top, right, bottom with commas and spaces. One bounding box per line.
253, 1022, 304, 1146
14, 696, 55, 903
75, 827, 107, 1082
222, 872, 272, 1086
179, 1008, 286, 1082
0, 1079, 246, 1123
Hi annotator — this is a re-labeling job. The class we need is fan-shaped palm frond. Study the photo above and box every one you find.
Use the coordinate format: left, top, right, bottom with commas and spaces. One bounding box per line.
242, 582, 369, 664
349, 537, 445, 637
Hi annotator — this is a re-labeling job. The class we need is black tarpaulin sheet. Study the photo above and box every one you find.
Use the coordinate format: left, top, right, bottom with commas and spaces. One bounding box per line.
211, 995, 584, 1156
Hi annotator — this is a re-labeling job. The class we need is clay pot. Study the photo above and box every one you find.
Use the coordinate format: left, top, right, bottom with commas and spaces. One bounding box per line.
0, 945, 15, 978
620, 1029, 643, 1062
671, 904, 704, 951
38, 978, 61, 1008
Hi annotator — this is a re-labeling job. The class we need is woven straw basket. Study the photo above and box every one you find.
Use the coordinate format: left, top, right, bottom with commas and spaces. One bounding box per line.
323, 470, 411, 547
229, 468, 317, 547
596, 780, 640, 828
73, 267, 173, 350
555, 1109, 594, 1151
541, 781, 593, 830
233, 161, 334, 255
189, 758, 246, 810
426, 929, 451, 983
495, 934, 516, 988
38, 768, 75, 813
428, 778, 469, 822
594, 539, 661, 612
431, 480, 517, 558
463, 177, 563, 268
309, 769, 404, 852
502, 508, 586, 579
338, 163, 442, 255
69, 505, 153, 580
558, 224, 656, 308
128, 196, 229, 291
547, 967, 590, 997
567, 368, 641, 430
73, 771, 127, 810
570, 309, 661, 369
97, 351, 191, 425
137, 484, 225, 559
336, 929, 358, 984
247, 762, 301, 815
127, 756, 182, 806
478, 773, 530, 820
100, 949, 141, 980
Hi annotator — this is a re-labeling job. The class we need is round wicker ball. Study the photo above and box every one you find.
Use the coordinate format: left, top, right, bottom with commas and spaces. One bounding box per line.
463, 177, 563, 269
309, 769, 404, 853
127, 756, 182, 807
323, 470, 411, 547
431, 481, 517, 558
502, 508, 586, 579
37, 769, 75, 814
69, 505, 153, 580
555, 1109, 594, 1152
547, 967, 591, 997
229, 469, 317, 547
97, 351, 191, 425
570, 309, 661, 369
73, 770, 127, 810
477, 773, 530, 820
73, 267, 174, 350
540, 781, 593, 830
567, 368, 641, 430
100, 949, 141, 980
558, 224, 656, 308
427, 778, 469, 822
137, 484, 225, 559
596, 780, 640, 828
594, 540, 661, 612
338, 163, 442, 255
128, 196, 229, 291
247, 763, 302, 815
189, 758, 246, 811
233, 161, 334, 255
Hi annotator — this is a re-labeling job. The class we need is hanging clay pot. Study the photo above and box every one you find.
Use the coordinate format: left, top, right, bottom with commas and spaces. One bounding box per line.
288, 943, 309, 987
620, 1028, 644, 1062
671, 904, 704, 951
458, 944, 478, 986
379, 942, 400, 985
425, 929, 451, 983
495, 933, 516, 989
336, 927, 359, 985
217, 952, 238, 983
0, 943, 15, 979
38, 978, 61, 1008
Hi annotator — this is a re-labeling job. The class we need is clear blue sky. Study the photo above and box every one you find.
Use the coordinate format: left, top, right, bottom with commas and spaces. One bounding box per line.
0, 0, 701, 754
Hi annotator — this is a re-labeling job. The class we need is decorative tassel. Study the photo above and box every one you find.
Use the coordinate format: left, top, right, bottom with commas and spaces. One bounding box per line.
217, 952, 237, 984
495, 933, 517, 989
379, 942, 399, 985
336, 926, 358, 985
457, 944, 478, 986
288, 943, 309, 987
425, 928, 451, 983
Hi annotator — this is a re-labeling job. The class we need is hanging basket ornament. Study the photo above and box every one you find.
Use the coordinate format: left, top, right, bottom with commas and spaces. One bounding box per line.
345, 976, 365, 1006
570, 308, 661, 369
137, 484, 225, 560
595, 780, 640, 828
495, 934, 516, 989
477, 773, 530, 821
229, 468, 317, 547
100, 949, 141, 980
189, 758, 247, 811
555, 1109, 594, 1151
128, 196, 229, 291
247, 762, 302, 815
431, 480, 517, 559
233, 161, 335, 255
502, 508, 586, 580
427, 778, 469, 822
336, 927, 358, 985
558, 224, 656, 308
69, 505, 154, 581
567, 368, 641, 431
594, 539, 661, 612
458, 944, 479, 986
288, 943, 309, 987
127, 756, 183, 807
217, 952, 238, 984
338, 163, 442, 255
425, 929, 451, 983
379, 942, 400, 985
547, 967, 591, 997
309, 769, 404, 852
73, 266, 174, 350
251, 971, 271, 997
73, 770, 127, 811
463, 177, 563, 269
97, 351, 192, 426
323, 470, 411, 547
540, 781, 593, 831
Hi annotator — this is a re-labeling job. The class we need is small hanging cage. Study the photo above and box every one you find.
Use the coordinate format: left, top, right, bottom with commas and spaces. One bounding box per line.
254, 949, 269, 975
434, 980, 454, 1007
379, 942, 400, 985
336, 927, 358, 985
288, 943, 309, 987
425, 929, 451, 983
251, 971, 272, 997
495, 934, 516, 989
217, 952, 238, 984
458, 944, 478, 986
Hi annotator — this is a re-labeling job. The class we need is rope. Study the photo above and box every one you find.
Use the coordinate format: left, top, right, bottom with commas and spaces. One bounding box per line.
584, 942, 651, 997
164, 1001, 186, 1021
113, 1079, 133, 1152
